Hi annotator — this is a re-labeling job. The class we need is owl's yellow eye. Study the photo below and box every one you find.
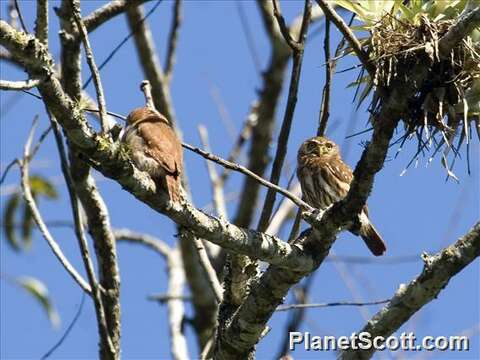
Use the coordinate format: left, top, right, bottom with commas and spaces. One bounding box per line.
325, 142, 333, 149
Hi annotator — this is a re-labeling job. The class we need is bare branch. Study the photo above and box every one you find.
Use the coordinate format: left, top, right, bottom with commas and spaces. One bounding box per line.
236, 2, 262, 74
35, 0, 49, 46
114, 228, 188, 358
70, 0, 109, 133
257, 0, 312, 232
82, 0, 150, 34
317, 17, 331, 136
166, 248, 189, 360
18, 119, 91, 295
126, 3, 177, 127
198, 125, 228, 218
0, 79, 40, 90
114, 228, 171, 259
218, 107, 256, 184
276, 299, 390, 312
164, 0, 182, 82
266, 183, 301, 236
315, 0, 375, 76
50, 114, 115, 358
272, 0, 297, 50
191, 233, 224, 304
182, 142, 312, 212
339, 222, 480, 359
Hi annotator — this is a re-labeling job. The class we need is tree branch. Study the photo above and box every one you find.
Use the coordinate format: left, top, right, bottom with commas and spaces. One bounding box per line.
70, 0, 110, 133
276, 299, 390, 312
126, 3, 177, 127
183, 142, 311, 212
50, 114, 115, 358
0, 79, 40, 90
339, 222, 480, 360
164, 0, 182, 83
315, 0, 375, 76
257, 0, 312, 232
35, 0, 49, 46
438, 6, 480, 56
18, 119, 92, 295
82, 0, 150, 34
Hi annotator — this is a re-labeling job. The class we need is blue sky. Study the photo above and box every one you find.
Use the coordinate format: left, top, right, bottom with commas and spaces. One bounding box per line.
1, 1, 479, 359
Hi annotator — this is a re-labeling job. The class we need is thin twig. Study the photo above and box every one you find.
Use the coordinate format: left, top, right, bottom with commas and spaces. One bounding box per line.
182, 143, 312, 211
272, 0, 297, 50
218, 103, 257, 184
19, 119, 91, 295
35, 0, 49, 46
0, 79, 40, 90
257, 0, 312, 232
13, 0, 28, 33
275, 275, 316, 358
83, 108, 126, 121
236, 2, 261, 74
198, 124, 228, 218
315, 0, 375, 77
317, 18, 331, 136
82, 0, 162, 90
0, 159, 18, 186
276, 299, 390, 312
41, 292, 86, 359
50, 114, 114, 357
70, 0, 109, 133
164, 0, 181, 82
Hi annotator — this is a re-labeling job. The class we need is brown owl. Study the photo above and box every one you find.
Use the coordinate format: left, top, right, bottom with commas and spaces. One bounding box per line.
122, 107, 183, 203
297, 136, 386, 256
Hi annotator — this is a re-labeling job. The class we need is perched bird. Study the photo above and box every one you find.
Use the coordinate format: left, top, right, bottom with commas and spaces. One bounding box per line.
122, 107, 183, 203
297, 136, 386, 256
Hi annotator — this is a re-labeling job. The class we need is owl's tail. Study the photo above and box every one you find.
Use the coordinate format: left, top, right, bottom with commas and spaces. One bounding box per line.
165, 174, 182, 203
359, 220, 387, 256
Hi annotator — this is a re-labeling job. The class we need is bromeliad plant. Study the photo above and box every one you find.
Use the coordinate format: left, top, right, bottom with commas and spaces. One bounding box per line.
335, 0, 479, 179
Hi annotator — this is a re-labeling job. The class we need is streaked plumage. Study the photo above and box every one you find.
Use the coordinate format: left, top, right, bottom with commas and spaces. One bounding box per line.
123, 107, 183, 202
297, 136, 386, 256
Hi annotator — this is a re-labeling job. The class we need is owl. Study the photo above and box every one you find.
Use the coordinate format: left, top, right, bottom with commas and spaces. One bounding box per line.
122, 107, 183, 202
297, 136, 386, 256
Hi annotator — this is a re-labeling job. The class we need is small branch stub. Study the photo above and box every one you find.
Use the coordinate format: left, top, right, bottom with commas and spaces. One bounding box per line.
140, 80, 155, 109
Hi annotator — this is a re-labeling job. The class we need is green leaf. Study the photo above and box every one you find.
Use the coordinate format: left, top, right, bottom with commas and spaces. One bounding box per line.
29, 175, 58, 199
3, 193, 21, 252
16, 276, 60, 328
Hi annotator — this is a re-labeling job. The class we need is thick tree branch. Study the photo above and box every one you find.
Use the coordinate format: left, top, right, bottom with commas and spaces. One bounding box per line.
438, 6, 480, 57
339, 222, 480, 360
